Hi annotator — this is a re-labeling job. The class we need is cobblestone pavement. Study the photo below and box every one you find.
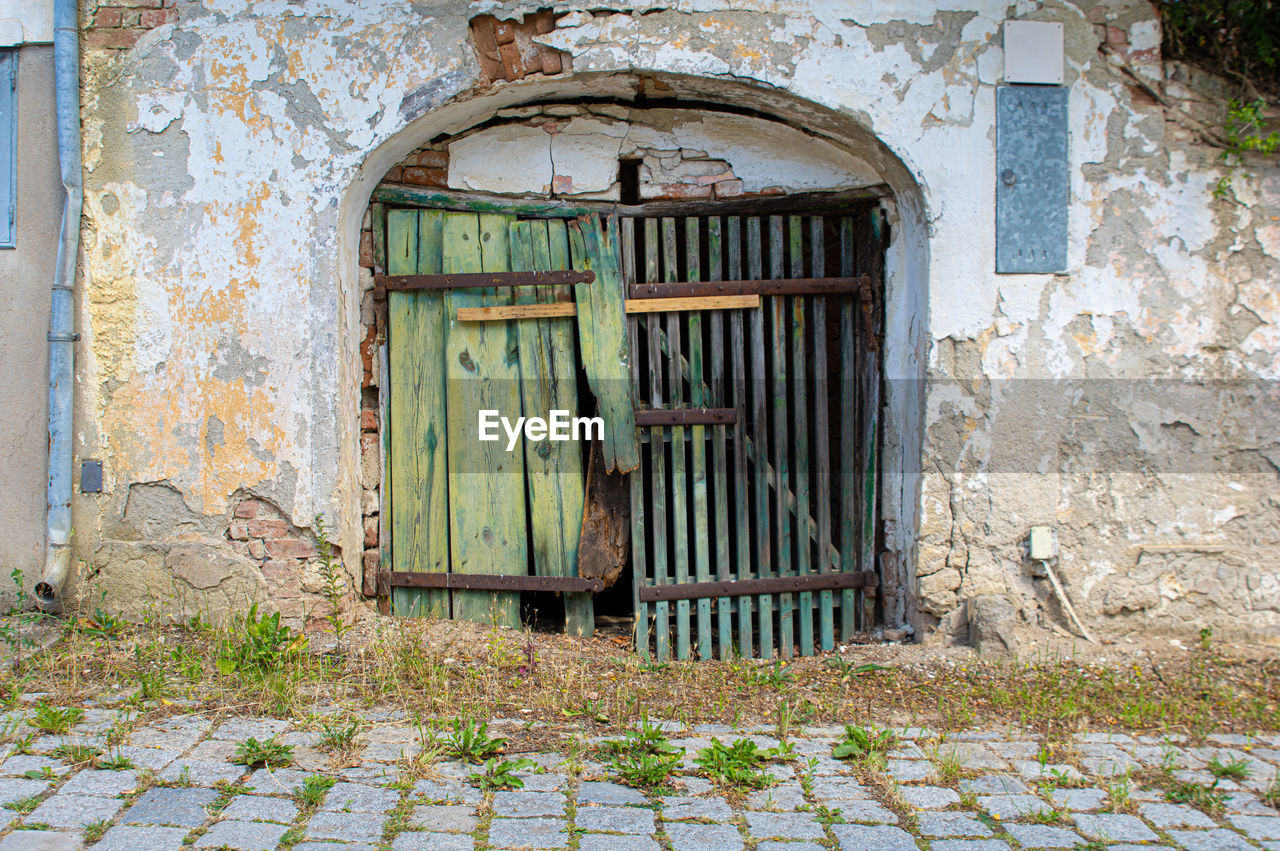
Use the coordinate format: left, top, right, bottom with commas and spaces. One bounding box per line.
0, 700, 1277, 849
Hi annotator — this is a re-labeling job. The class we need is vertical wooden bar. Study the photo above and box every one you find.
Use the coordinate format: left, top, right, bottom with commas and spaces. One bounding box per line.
707, 216, 733, 660
728, 217, 753, 659
644, 218, 670, 662
789, 215, 811, 659
662, 217, 691, 661
857, 208, 883, 632
444, 212, 525, 627
372, 202, 392, 610
769, 215, 791, 660
811, 217, 835, 651
388, 209, 451, 618
839, 217, 858, 641
748, 216, 772, 659
622, 217, 649, 657
685, 217, 713, 661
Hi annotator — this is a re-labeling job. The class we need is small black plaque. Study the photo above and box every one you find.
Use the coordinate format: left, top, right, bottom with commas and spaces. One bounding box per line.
80, 460, 103, 493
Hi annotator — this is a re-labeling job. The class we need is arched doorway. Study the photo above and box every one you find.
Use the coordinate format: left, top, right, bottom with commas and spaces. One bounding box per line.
342, 75, 929, 659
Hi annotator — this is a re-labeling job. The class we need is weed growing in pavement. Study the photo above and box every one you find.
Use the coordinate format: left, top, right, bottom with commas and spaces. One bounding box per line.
931, 746, 970, 785
82, 820, 109, 844
4, 795, 40, 814
1025, 806, 1067, 824
470, 757, 537, 791
695, 738, 782, 790
832, 724, 896, 769
743, 660, 795, 688
314, 514, 351, 652
233, 735, 294, 769
293, 775, 336, 810
824, 657, 893, 682
216, 603, 306, 677
1262, 774, 1280, 809
48, 743, 99, 765
1208, 754, 1252, 782
601, 718, 684, 791
0, 566, 45, 656
1103, 773, 1135, 813
316, 717, 362, 754
95, 752, 134, 771
22, 766, 56, 780
440, 717, 505, 764
30, 702, 82, 734
1166, 777, 1228, 814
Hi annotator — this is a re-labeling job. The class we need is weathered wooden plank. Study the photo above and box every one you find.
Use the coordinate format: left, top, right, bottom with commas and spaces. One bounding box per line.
662, 217, 692, 661
811, 217, 836, 652
839, 216, 858, 641
624, 295, 759, 313
389, 209, 450, 618
444, 212, 526, 627
379, 270, 594, 291
457, 303, 577, 321
727, 216, 753, 659
568, 214, 640, 475
510, 220, 590, 635
769, 215, 792, 660
748, 216, 772, 659
707, 216, 733, 659
373, 201, 392, 613
685, 217, 713, 661
790, 215, 811, 659
643, 217, 669, 661
628, 277, 867, 298
857, 208, 884, 632
578, 437, 628, 592
622, 217, 650, 658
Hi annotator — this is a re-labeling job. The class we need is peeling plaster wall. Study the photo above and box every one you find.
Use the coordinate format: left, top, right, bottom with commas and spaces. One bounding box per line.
69, 0, 1280, 642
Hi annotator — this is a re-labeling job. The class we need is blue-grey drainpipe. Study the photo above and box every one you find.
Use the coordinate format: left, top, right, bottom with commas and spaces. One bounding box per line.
36, 0, 82, 608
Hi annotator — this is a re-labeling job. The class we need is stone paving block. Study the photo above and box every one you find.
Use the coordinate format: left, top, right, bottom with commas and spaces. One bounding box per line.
412, 777, 482, 805
930, 842, 1013, 851
305, 810, 386, 843
677, 777, 715, 796
1072, 812, 1158, 842
122, 786, 219, 827
1075, 733, 1135, 744
186, 739, 239, 762
664, 822, 744, 851
128, 716, 212, 750
887, 759, 936, 782
1079, 755, 1142, 777
1012, 760, 1084, 782
661, 796, 733, 821
1168, 828, 1258, 851
1229, 813, 1280, 839
28, 792, 124, 828
245, 767, 318, 795
490, 790, 565, 818
210, 718, 291, 741
0, 777, 52, 803
744, 810, 824, 839
832, 798, 898, 824
392, 833, 474, 851
409, 803, 477, 832
91, 825, 189, 851
518, 772, 567, 792
1049, 787, 1106, 810
294, 845, 378, 851
744, 784, 807, 810
58, 768, 139, 797
577, 834, 660, 851
219, 794, 299, 824
195, 819, 289, 850
577, 781, 647, 806
889, 742, 927, 760
0, 831, 83, 850
977, 794, 1050, 820
112, 746, 182, 771
918, 812, 992, 837
830, 824, 920, 850
0, 756, 70, 777
936, 743, 1008, 771
158, 759, 244, 786
756, 843, 824, 851
988, 741, 1041, 759
1138, 801, 1217, 828
487, 816, 568, 850
321, 781, 399, 813
574, 804, 656, 834
898, 785, 960, 809
1002, 823, 1083, 848
959, 775, 1028, 795
811, 775, 871, 800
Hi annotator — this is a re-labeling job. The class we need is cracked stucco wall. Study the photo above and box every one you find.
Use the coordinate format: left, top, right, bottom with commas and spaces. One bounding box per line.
67, 0, 1280, 641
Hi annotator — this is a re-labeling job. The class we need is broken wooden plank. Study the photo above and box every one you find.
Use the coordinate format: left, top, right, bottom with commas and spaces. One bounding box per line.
623, 295, 759, 313
577, 438, 630, 591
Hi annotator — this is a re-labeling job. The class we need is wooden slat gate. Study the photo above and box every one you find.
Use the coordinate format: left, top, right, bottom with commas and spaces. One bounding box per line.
378, 201, 885, 661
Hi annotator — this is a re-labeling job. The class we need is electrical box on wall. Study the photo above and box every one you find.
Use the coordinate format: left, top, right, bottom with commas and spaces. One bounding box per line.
1003, 20, 1064, 85
995, 85, 1069, 273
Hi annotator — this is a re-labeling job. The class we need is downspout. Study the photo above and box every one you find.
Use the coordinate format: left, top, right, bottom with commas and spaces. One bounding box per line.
36, 0, 82, 608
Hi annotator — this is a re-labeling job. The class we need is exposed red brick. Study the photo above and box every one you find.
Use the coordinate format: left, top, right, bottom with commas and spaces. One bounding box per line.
248, 518, 291, 539
360, 325, 377, 388
713, 179, 744, 199
248, 539, 266, 561
402, 166, 447, 187
230, 541, 250, 557
1106, 25, 1127, 47
362, 551, 380, 597
384, 165, 404, 183
695, 171, 735, 186
234, 500, 261, 519
649, 183, 712, 200
359, 229, 374, 269
363, 516, 378, 548
407, 149, 448, 169
140, 8, 177, 27
228, 520, 250, 541
85, 28, 142, 50
92, 8, 124, 27
265, 538, 317, 559
120, 10, 140, 26
552, 174, 573, 194
360, 409, 379, 431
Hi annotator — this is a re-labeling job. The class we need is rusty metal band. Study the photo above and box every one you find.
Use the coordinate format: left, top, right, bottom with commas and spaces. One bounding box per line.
375, 270, 595, 292
633, 408, 737, 427
628, 275, 870, 299
384, 572, 604, 594
636, 572, 876, 602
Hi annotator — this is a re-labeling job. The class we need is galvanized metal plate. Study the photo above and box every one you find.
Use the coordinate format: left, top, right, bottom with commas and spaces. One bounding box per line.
996, 86, 1068, 274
